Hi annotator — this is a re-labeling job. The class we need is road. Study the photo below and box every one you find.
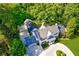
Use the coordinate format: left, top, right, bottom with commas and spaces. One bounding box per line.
39, 43, 74, 56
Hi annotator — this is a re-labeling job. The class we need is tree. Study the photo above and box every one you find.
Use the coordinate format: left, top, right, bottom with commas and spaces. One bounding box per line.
0, 31, 10, 56
65, 18, 77, 38
75, 18, 79, 35
9, 38, 26, 56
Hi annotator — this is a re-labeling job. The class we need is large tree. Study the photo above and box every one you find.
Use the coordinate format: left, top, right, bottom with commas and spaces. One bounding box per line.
65, 17, 77, 38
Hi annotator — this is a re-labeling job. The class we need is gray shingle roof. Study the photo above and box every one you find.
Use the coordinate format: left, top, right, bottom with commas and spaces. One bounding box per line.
19, 25, 29, 37
47, 25, 59, 34
38, 28, 48, 40
38, 25, 60, 40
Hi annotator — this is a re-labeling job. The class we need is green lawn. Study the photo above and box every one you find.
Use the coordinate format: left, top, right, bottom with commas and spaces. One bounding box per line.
59, 37, 79, 56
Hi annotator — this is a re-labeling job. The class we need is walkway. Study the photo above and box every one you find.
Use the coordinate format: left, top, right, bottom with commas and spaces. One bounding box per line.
39, 43, 74, 56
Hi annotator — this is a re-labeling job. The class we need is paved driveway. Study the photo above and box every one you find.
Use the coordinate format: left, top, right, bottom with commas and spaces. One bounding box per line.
39, 43, 74, 56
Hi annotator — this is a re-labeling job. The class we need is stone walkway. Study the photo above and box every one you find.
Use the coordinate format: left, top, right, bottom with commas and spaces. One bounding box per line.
39, 43, 74, 56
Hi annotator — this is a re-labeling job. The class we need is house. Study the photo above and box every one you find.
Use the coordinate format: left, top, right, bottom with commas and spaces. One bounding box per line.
19, 19, 65, 56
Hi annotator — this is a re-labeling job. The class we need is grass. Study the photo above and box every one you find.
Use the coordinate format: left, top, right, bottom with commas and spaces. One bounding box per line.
59, 37, 79, 56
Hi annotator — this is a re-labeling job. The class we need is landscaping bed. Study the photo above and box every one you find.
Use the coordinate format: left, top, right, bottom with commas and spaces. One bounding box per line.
56, 50, 66, 56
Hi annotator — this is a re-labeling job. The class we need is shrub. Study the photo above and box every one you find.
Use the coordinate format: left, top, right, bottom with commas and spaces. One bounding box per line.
56, 50, 66, 56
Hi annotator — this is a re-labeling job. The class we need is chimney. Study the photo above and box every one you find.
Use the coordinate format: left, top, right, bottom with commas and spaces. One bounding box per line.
39, 22, 45, 30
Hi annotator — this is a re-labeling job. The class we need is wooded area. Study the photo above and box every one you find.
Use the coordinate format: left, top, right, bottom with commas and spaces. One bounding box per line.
0, 3, 79, 56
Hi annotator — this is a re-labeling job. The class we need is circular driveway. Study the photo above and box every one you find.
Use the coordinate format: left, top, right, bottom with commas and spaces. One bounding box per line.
39, 43, 74, 56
